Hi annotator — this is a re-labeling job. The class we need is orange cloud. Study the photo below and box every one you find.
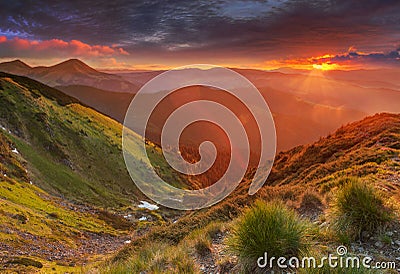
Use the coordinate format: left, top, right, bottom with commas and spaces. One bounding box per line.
251, 46, 399, 71
0, 36, 129, 58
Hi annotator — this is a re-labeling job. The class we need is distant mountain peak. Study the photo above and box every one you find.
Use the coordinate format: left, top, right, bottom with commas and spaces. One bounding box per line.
0, 59, 32, 75
50, 58, 98, 74
0, 59, 31, 69
6, 59, 31, 68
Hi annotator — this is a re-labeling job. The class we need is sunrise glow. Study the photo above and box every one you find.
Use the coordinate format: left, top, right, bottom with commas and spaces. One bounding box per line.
312, 63, 340, 71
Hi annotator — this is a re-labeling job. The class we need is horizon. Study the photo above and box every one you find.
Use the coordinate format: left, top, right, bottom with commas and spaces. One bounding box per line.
2, 57, 399, 73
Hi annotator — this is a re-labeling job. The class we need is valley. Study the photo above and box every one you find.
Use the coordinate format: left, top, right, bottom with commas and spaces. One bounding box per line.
0, 64, 399, 273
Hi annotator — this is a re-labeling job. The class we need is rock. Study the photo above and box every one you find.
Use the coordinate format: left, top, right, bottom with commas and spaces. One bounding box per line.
395, 240, 400, 246
386, 231, 394, 237
375, 241, 384, 248
7, 257, 43, 268
12, 214, 28, 224
361, 231, 370, 239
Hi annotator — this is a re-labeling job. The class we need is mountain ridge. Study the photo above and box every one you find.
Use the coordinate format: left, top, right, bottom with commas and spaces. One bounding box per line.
0, 59, 139, 93
110, 112, 400, 267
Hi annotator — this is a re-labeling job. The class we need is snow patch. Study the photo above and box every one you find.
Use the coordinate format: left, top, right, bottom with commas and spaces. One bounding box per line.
138, 201, 159, 210
11, 148, 19, 154
139, 216, 147, 221
124, 240, 132, 244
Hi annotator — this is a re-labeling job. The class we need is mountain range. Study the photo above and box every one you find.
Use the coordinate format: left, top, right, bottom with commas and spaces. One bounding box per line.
0, 59, 138, 93
0, 62, 399, 271
2, 59, 400, 153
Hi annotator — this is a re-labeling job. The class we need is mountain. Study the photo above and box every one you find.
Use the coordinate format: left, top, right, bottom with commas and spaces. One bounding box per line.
0, 59, 139, 93
56, 85, 133, 122
0, 72, 185, 271
57, 83, 366, 152
236, 68, 400, 114
0, 60, 32, 75
2, 71, 399, 271
53, 66, 399, 156
0, 130, 132, 270
3, 61, 398, 152
108, 112, 400, 272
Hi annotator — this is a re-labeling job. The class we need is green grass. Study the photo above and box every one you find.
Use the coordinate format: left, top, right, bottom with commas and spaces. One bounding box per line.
329, 177, 394, 241
101, 242, 197, 274
0, 129, 129, 271
0, 74, 185, 207
0, 73, 196, 271
227, 200, 310, 273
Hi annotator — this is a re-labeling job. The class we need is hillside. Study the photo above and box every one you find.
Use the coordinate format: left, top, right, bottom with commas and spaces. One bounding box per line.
57, 84, 366, 152
0, 73, 186, 271
106, 112, 400, 273
0, 72, 139, 207
0, 59, 138, 93
5, 60, 399, 152
1, 70, 399, 272
0, 130, 131, 271
56, 85, 132, 122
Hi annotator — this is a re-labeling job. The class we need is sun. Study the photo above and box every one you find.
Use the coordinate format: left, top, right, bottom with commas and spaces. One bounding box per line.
312, 63, 339, 71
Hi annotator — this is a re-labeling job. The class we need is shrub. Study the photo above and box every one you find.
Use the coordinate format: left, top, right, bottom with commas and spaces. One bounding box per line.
227, 200, 309, 273
330, 177, 394, 241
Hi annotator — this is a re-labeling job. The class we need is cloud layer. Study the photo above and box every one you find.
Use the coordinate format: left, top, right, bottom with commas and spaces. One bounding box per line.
0, 36, 128, 59
0, 0, 399, 67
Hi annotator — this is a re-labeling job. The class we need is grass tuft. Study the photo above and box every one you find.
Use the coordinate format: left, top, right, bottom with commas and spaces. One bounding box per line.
329, 177, 394, 241
227, 199, 309, 272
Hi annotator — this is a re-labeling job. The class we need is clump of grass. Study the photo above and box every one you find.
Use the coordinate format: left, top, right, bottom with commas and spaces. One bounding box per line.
300, 190, 323, 210
217, 257, 236, 274
185, 222, 223, 257
330, 177, 394, 241
193, 237, 211, 257
227, 200, 309, 272
101, 242, 197, 274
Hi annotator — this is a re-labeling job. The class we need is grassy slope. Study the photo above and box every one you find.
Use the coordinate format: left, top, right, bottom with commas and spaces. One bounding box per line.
0, 72, 186, 271
0, 131, 125, 271
0, 72, 161, 207
55, 85, 132, 123
110, 113, 400, 265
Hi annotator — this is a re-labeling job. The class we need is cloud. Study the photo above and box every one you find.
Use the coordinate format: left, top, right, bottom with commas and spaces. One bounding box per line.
310, 47, 400, 67
0, 0, 399, 64
0, 36, 129, 59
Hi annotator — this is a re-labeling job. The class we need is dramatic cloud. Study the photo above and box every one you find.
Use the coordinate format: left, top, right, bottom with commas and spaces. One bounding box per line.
0, 0, 399, 67
309, 47, 400, 67
0, 36, 129, 59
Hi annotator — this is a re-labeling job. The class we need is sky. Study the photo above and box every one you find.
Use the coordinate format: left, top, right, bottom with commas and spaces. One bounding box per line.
0, 0, 399, 70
